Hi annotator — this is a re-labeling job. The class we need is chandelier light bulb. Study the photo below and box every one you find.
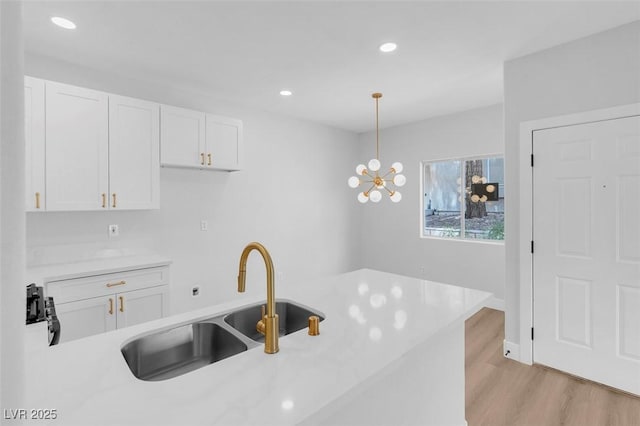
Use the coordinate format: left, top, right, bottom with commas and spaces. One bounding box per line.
480, 195, 488, 202
356, 164, 367, 175
471, 194, 480, 203
391, 162, 403, 173
370, 190, 382, 203
348, 176, 360, 188
368, 159, 381, 172
472, 175, 481, 184
357, 192, 369, 203
390, 191, 402, 203
393, 174, 406, 187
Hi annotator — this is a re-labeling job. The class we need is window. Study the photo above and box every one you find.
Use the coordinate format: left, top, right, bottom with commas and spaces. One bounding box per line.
422, 156, 504, 241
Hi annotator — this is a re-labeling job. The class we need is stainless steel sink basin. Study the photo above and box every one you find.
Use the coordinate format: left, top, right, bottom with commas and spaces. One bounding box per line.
121, 299, 324, 381
224, 300, 325, 342
121, 322, 248, 381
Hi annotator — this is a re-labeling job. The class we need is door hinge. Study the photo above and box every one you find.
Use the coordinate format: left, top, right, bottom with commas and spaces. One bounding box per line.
531, 240, 534, 253
531, 154, 534, 167
531, 327, 534, 340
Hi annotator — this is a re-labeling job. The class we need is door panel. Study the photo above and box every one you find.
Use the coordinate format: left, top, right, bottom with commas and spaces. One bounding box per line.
533, 115, 640, 395
116, 286, 168, 329
618, 175, 640, 262
24, 77, 46, 211
160, 105, 205, 168
557, 178, 591, 257
109, 95, 160, 209
618, 285, 640, 360
556, 276, 592, 348
205, 114, 242, 170
45, 81, 108, 211
56, 296, 116, 343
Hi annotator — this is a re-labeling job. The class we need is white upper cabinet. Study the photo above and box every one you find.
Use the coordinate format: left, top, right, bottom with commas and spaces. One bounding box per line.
206, 114, 243, 171
24, 76, 45, 212
109, 95, 160, 210
161, 105, 243, 171
45, 81, 109, 211
25, 77, 161, 211
160, 105, 206, 168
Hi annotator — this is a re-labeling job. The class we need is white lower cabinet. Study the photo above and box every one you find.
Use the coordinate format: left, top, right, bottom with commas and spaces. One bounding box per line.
55, 295, 117, 342
47, 266, 170, 344
115, 286, 168, 329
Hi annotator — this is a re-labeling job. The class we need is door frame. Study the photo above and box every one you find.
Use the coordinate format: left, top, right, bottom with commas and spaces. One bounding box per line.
518, 102, 640, 365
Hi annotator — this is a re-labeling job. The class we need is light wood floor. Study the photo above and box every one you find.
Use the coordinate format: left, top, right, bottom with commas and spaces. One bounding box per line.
465, 308, 640, 426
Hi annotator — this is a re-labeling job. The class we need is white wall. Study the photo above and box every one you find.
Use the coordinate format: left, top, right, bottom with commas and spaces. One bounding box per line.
504, 21, 640, 344
357, 104, 505, 304
25, 55, 361, 314
1, 0, 26, 412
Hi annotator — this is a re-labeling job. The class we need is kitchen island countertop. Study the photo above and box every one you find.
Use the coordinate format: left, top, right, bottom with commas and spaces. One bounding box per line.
24, 268, 491, 425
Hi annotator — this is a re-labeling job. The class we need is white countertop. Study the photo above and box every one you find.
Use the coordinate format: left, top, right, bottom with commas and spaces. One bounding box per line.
24, 269, 491, 425
26, 255, 173, 285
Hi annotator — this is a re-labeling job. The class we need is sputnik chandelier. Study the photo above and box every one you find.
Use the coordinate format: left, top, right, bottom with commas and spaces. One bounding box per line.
348, 93, 406, 203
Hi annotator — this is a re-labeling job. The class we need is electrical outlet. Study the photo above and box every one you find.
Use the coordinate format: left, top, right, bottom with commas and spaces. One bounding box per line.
200, 220, 208, 231
108, 224, 119, 238
192, 286, 200, 297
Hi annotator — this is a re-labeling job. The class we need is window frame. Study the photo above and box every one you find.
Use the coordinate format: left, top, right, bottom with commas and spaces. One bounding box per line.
419, 153, 505, 244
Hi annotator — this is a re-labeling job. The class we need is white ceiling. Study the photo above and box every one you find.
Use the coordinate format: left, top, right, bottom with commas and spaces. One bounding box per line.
22, 1, 640, 133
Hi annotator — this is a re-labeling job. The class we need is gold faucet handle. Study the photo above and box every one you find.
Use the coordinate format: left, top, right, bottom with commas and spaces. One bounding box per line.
256, 305, 267, 335
308, 316, 320, 336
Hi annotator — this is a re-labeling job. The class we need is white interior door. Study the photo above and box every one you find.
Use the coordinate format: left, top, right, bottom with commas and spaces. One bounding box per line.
533, 116, 640, 395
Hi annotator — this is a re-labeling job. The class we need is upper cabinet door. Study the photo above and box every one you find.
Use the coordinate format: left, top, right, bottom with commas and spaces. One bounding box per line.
206, 114, 243, 171
45, 81, 109, 211
24, 77, 46, 212
160, 105, 206, 168
109, 95, 160, 210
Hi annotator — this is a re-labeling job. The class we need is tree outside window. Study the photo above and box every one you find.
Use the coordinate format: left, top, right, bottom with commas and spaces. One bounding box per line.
422, 156, 504, 241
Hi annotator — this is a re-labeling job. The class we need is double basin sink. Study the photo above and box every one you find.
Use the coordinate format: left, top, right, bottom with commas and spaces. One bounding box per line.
121, 300, 325, 381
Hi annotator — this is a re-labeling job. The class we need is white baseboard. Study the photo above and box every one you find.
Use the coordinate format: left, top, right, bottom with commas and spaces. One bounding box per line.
503, 340, 520, 361
483, 296, 504, 311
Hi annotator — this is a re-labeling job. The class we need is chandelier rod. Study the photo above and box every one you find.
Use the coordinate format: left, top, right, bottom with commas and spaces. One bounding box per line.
373, 92, 382, 161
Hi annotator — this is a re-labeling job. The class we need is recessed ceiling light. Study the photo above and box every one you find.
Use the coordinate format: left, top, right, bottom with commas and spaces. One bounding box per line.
279, 90, 292, 96
379, 42, 397, 53
51, 16, 76, 30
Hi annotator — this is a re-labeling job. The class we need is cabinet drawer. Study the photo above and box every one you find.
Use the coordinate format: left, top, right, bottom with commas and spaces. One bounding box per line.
46, 266, 169, 304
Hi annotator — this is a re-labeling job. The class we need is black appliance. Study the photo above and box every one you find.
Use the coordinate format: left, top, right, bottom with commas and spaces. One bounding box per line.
26, 283, 61, 346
